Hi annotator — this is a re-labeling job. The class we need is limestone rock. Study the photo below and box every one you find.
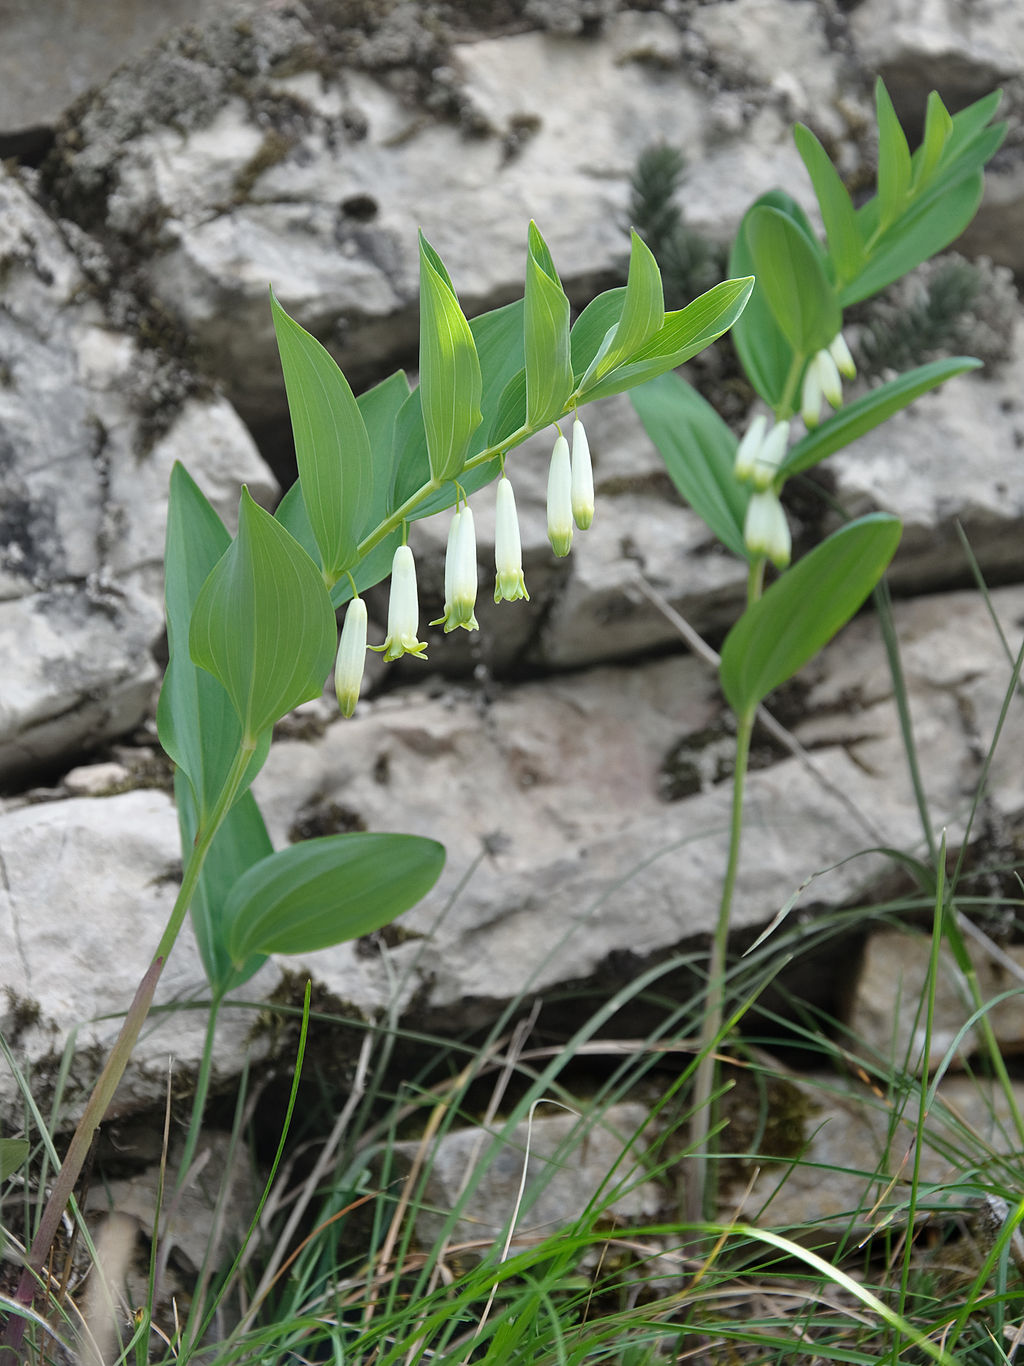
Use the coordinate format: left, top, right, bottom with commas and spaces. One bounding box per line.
0, 165, 276, 780
385, 1103, 662, 1256
826, 340, 1024, 593
848, 927, 1024, 1075
246, 587, 1024, 1028
41, 8, 816, 433
735, 1073, 1024, 1229
0, 788, 280, 1129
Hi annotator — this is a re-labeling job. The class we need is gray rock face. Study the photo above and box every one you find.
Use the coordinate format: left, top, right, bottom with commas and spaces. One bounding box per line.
38, 6, 817, 432
0, 166, 276, 781
386, 1103, 662, 1257
0, 788, 278, 1126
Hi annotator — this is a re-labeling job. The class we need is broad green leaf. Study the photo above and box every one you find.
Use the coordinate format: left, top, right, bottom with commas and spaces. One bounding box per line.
912, 90, 953, 191
876, 78, 912, 232
176, 770, 270, 996
158, 463, 269, 820
224, 832, 446, 963
575, 231, 664, 394
631, 371, 748, 559
719, 514, 902, 715
418, 231, 483, 483
576, 277, 753, 404
524, 221, 573, 428
358, 368, 413, 525
793, 123, 862, 286
746, 206, 840, 356
389, 385, 430, 514
729, 194, 804, 408
1, 1138, 30, 1180
474, 297, 527, 437
189, 488, 336, 742
946, 87, 1002, 144
781, 357, 982, 478
570, 288, 625, 381
488, 366, 528, 449
841, 172, 985, 305
270, 289, 373, 581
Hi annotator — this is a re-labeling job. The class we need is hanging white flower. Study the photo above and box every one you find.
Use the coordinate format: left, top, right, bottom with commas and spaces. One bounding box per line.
375, 544, 428, 661
743, 489, 792, 569
546, 431, 573, 557
431, 505, 479, 632
570, 417, 595, 530
334, 595, 368, 718
494, 476, 529, 603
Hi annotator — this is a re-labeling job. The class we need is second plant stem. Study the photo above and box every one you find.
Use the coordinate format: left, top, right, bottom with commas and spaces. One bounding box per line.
687, 704, 755, 1224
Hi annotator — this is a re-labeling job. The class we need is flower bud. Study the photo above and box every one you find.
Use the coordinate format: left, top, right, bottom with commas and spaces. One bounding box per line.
570, 418, 595, 530
376, 544, 428, 661
494, 476, 529, 603
546, 432, 573, 557
334, 596, 368, 718
744, 489, 792, 569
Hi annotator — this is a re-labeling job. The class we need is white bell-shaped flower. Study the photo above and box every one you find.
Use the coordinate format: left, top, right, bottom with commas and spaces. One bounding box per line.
375, 544, 428, 661
494, 476, 529, 603
334, 596, 368, 718
744, 489, 792, 569
570, 418, 595, 530
546, 432, 573, 557
431, 505, 479, 633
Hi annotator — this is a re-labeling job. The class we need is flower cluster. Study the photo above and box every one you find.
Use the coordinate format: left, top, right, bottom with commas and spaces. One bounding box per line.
733, 412, 793, 569
801, 332, 856, 429
335, 417, 595, 716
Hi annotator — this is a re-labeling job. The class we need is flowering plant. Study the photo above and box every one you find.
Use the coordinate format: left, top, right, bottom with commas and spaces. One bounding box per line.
630, 77, 1006, 1218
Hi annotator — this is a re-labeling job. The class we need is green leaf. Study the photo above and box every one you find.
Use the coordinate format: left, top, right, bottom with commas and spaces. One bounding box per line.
1, 1137, 30, 1180
418, 231, 483, 483
912, 90, 954, 191
158, 463, 269, 820
841, 173, 985, 306
524, 221, 573, 428
474, 297, 527, 438
746, 206, 840, 356
189, 488, 337, 742
575, 231, 664, 395
876, 78, 912, 232
575, 277, 754, 404
781, 357, 982, 479
719, 514, 902, 715
570, 288, 625, 381
488, 367, 528, 449
630, 371, 748, 560
793, 123, 862, 286
270, 289, 373, 581
224, 832, 446, 963
729, 194, 806, 408
176, 770, 270, 995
